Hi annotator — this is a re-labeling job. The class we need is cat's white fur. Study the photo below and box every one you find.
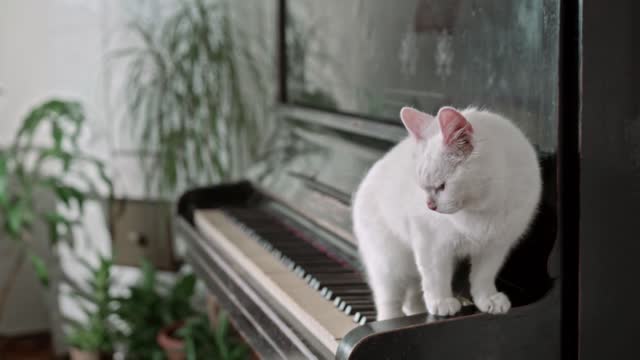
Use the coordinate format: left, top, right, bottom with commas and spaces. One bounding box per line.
352, 106, 541, 320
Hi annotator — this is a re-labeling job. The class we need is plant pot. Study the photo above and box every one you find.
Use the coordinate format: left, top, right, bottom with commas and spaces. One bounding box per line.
157, 321, 186, 360
69, 348, 111, 360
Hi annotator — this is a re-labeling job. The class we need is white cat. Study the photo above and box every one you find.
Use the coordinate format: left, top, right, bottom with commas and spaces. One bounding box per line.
352, 106, 541, 320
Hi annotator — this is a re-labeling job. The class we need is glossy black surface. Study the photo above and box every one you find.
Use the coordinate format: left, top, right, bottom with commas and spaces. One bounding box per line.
273, 0, 561, 258
579, 1, 640, 359
337, 285, 560, 360
285, 0, 559, 152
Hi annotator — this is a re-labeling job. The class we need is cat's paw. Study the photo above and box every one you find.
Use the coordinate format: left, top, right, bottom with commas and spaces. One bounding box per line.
376, 309, 405, 321
474, 292, 511, 314
404, 298, 427, 316
425, 297, 461, 316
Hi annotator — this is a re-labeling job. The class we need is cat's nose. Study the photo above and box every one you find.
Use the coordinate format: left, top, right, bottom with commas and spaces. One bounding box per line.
427, 200, 437, 211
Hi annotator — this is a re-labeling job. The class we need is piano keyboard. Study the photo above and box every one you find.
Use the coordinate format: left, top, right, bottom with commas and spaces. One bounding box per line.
194, 207, 376, 354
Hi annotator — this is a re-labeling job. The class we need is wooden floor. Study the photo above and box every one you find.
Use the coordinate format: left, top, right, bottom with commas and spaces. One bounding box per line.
0, 332, 58, 360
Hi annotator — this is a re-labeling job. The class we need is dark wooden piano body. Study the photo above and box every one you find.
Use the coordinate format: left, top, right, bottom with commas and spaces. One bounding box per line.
176, 0, 640, 359
177, 155, 559, 359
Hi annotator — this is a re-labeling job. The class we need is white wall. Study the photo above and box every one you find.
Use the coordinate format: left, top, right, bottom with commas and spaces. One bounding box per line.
0, 0, 122, 353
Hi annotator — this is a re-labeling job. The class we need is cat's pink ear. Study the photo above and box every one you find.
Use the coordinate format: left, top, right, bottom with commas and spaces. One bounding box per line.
437, 107, 474, 153
400, 107, 434, 140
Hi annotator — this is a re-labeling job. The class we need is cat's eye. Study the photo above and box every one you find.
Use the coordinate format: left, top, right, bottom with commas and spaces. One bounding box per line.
436, 183, 446, 192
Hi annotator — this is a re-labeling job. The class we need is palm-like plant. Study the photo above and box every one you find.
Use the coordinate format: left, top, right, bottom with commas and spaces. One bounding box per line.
119, 0, 281, 197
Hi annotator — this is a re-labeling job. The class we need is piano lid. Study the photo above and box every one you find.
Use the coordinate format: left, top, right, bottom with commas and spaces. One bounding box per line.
249, 0, 560, 245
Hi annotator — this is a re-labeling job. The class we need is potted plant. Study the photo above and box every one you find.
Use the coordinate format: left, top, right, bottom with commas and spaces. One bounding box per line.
115, 260, 250, 359
114, 260, 198, 358
118, 0, 291, 198
157, 313, 249, 360
0, 99, 112, 334
66, 256, 116, 360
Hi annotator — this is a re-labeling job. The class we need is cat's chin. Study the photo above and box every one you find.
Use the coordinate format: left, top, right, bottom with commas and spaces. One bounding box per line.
432, 208, 460, 215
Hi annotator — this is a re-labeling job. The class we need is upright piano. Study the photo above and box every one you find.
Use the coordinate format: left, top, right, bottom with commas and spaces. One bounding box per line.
176, 0, 640, 359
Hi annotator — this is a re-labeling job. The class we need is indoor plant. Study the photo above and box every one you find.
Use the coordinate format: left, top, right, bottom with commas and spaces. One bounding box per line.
66, 256, 116, 360
119, 0, 278, 197
157, 313, 249, 360
115, 260, 250, 359
0, 99, 111, 327
114, 260, 180, 359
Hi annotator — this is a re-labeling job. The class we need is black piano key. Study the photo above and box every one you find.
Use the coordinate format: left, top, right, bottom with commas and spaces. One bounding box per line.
339, 298, 374, 305
265, 242, 319, 249
299, 266, 352, 274
325, 284, 372, 293
313, 277, 365, 286
328, 287, 372, 294
337, 299, 374, 313
349, 305, 376, 314
289, 258, 342, 265
344, 303, 375, 316
310, 272, 362, 282
334, 295, 371, 308
351, 308, 377, 319
331, 292, 372, 303
300, 267, 353, 273
331, 292, 372, 299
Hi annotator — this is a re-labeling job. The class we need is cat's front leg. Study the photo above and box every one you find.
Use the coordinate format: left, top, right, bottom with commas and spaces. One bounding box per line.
413, 235, 461, 316
469, 243, 512, 314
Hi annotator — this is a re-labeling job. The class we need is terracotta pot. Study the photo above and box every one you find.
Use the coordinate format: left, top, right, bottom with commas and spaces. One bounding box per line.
69, 348, 111, 360
157, 322, 186, 360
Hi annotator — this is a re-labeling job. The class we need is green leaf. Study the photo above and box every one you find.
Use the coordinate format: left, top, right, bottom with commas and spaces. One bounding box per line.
29, 254, 49, 286
217, 312, 229, 340
140, 259, 157, 292
215, 312, 231, 359
44, 212, 75, 246
93, 160, 113, 196
35, 148, 73, 171
52, 121, 64, 150
17, 106, 46, 138
47, 217, 59, 246
186, 336, 197, 360
51, 183, 85, 211
5, 201, 24, 237
229, 345, 249, 360
0, 152, 7, 206
171, 273, 196, 300
44, 212, 72, 227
